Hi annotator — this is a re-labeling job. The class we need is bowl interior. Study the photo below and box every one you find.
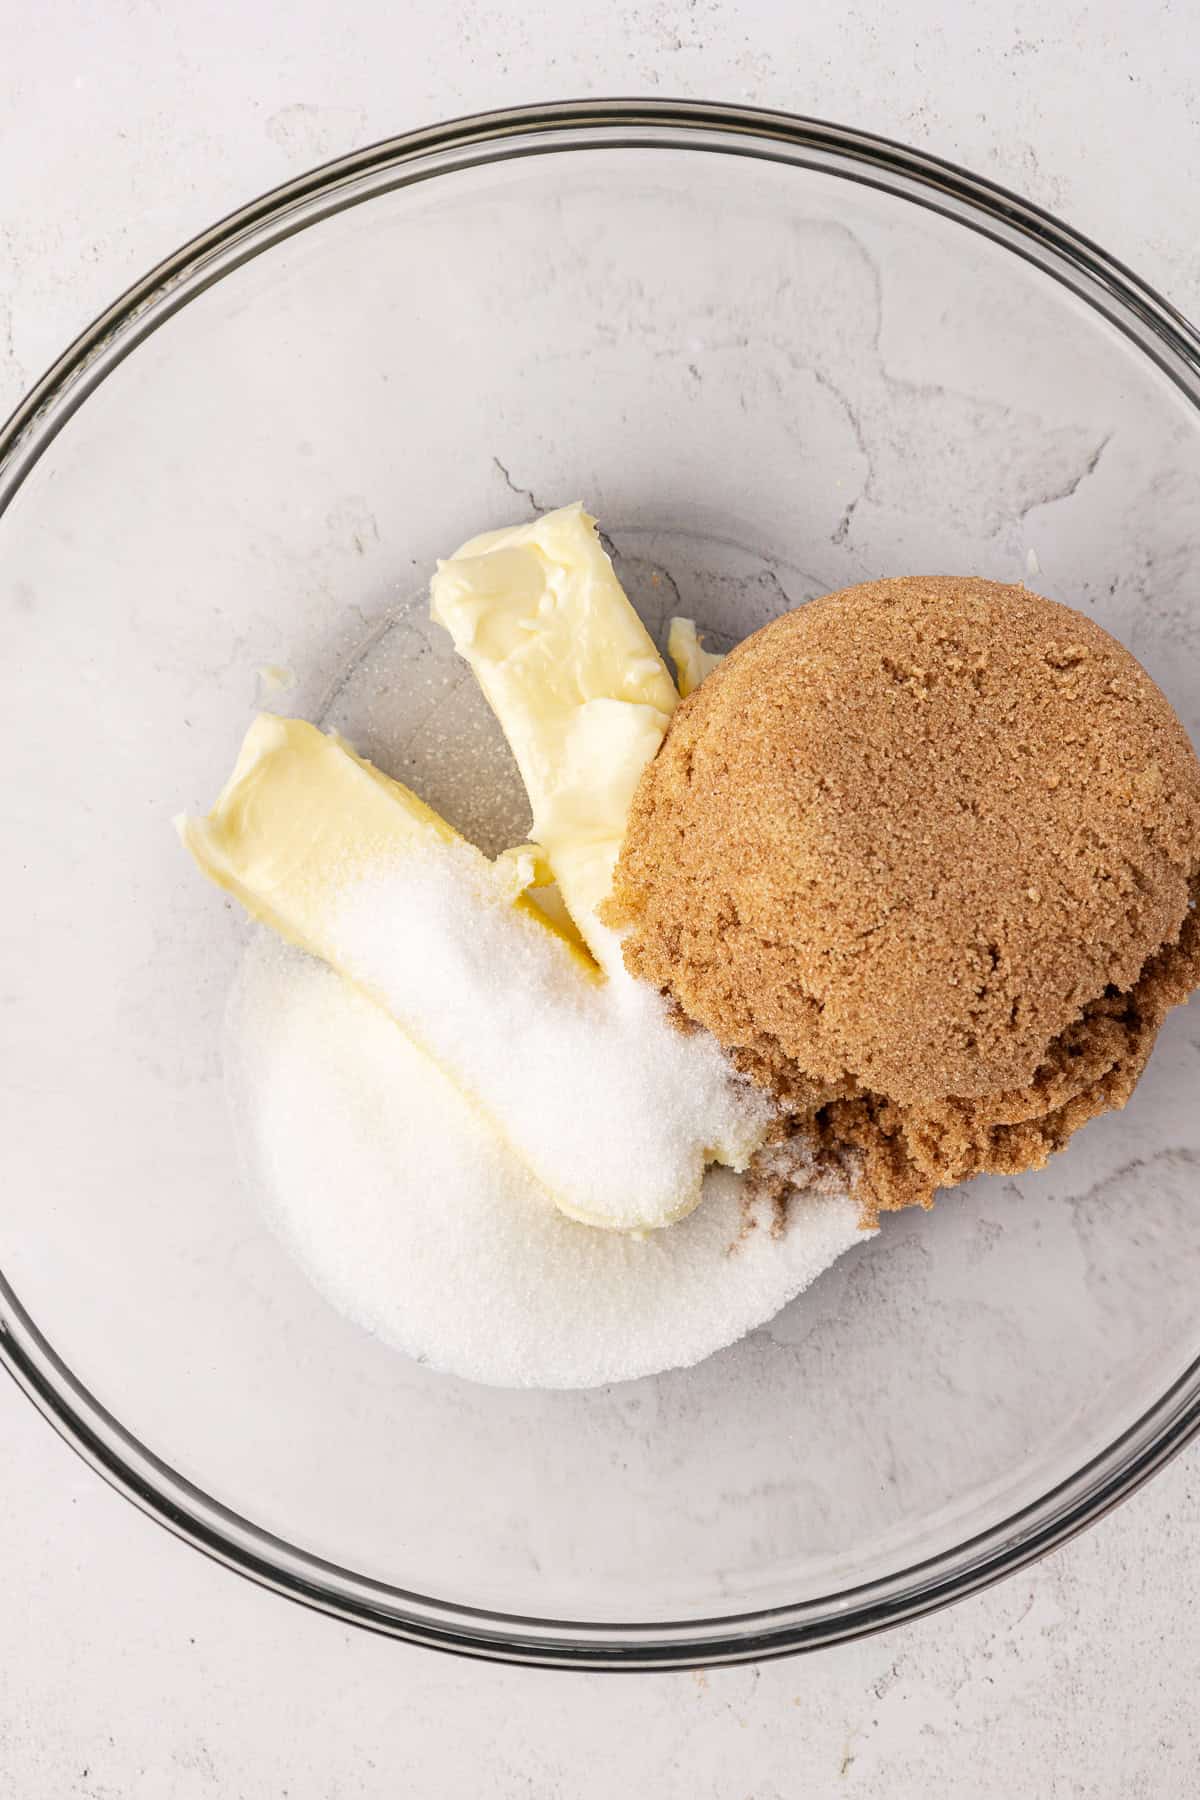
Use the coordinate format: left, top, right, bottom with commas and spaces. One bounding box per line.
3, 127, 1199, 1637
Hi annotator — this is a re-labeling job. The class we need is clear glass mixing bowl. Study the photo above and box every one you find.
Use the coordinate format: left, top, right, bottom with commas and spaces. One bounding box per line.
3, 103, 1199, 1668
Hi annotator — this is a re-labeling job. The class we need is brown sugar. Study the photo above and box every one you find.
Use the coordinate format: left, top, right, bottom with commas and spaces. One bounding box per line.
606, 576, 1200, 1217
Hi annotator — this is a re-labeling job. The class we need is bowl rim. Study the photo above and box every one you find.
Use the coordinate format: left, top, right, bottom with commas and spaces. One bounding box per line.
3, 98, 1199, 1669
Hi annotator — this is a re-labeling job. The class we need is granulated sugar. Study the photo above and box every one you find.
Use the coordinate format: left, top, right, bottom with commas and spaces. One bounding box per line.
228, 941, 868, 1389
323, 838, 771, 1232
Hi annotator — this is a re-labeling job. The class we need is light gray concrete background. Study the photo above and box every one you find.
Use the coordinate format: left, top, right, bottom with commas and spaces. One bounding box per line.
2, 2, 1198, 1793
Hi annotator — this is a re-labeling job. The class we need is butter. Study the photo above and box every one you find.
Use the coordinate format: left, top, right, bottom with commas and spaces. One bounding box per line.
430, 504, 678, 957
180, 715, 448, 943
177, 715, 585, 947
178, 716, 767, 1233
667, 616, 726, 698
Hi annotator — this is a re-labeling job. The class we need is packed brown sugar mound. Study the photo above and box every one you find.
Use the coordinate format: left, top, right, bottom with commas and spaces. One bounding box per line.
606, 576, 1200, 1217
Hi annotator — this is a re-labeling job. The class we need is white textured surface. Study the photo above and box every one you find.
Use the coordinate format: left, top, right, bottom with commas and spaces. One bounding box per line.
3, 2, 1199, 1793
232, 944, 859, 1387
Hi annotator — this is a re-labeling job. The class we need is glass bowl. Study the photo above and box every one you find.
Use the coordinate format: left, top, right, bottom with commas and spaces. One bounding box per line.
3, 102, 1199, 1669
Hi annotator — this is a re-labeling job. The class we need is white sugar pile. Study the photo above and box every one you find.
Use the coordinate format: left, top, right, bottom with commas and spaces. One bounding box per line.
323, 840, 771, 1232
229, 941, 869, 1389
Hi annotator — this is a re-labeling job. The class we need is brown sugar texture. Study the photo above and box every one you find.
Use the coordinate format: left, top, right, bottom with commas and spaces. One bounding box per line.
606, 577, 1200, 1217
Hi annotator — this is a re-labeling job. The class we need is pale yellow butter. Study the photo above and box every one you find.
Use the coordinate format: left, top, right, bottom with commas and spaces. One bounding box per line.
667, 616, 726, 698
176, 715, 591, 969
430, 503, 678, 957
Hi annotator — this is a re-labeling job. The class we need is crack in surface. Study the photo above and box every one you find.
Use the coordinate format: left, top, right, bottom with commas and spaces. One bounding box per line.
1058, 1143, 1200, 1212
832, 495, 859, 546
492, 454, 552, 518
778, 222, 1116, 542
1012, 432, 1113, 528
